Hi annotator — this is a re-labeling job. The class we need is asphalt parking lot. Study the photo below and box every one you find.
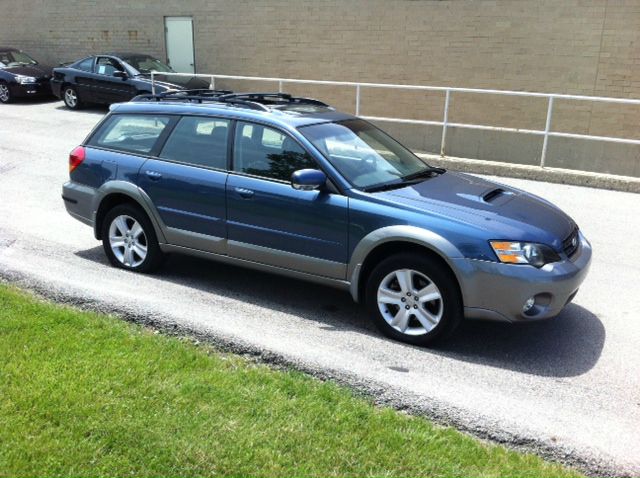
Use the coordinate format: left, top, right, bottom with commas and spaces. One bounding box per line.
1, 99, 639, 476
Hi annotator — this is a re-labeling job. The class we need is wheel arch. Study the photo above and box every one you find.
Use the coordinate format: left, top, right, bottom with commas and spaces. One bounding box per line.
348, 226, 464, 303
92, 182, 166, 243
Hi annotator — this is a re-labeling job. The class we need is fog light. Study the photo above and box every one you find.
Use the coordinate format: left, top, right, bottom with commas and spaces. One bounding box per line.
523, 297, 535, 313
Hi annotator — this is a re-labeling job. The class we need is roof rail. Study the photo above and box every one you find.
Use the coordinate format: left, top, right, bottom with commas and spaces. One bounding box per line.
131, 90, 331, 112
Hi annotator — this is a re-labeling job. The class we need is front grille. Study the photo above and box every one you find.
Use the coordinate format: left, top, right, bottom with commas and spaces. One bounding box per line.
562, 227, 580, 258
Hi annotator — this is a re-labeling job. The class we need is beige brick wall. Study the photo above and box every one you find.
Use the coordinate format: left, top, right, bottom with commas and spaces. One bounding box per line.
1, 0, 639, 173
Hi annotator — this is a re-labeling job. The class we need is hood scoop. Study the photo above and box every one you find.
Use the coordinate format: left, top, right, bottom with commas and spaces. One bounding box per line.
483, 188, 507, 203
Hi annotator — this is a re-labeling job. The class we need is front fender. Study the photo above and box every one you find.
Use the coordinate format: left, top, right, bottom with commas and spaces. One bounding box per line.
348, 225, 464, 302
92, 181, 167, 243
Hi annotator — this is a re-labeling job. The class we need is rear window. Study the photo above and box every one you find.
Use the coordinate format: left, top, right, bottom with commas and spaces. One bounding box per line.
88, 114, 172, 155
75, 57, 94, 72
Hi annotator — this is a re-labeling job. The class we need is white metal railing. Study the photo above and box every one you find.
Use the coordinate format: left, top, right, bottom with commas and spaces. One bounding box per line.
150, 72, 640, 169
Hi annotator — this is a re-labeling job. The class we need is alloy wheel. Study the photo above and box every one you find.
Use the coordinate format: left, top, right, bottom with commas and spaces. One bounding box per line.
64, 88, 77, 108
377, 268, 443, 335
0, 84, 10, 103
108, 215, 148, 268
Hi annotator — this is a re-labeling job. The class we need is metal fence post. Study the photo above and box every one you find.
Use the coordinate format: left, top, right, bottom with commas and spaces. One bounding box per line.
440, 89, 451, 156
540, 96, 554, 168
355, 84, 361, 116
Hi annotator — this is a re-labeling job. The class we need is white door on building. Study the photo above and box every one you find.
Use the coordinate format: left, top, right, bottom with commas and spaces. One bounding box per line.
164, 16, 195, 73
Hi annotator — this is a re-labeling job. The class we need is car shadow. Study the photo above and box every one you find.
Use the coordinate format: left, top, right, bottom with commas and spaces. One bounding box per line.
75, 246, 605, 378
54, 104, 108, 115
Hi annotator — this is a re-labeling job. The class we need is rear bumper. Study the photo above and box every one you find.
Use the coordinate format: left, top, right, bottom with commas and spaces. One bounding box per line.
50, 79, 63, 99
62, 181, 96, 227
455, 232, 592, 322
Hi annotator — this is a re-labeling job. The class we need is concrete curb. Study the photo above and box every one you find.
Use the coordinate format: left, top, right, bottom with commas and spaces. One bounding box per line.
416, 154, 640, 194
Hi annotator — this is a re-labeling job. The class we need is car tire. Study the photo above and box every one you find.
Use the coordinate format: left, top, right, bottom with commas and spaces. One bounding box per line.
62, 85, 83, 109
0, 81, 12, 104
365, 252, 463, 346
101, 204, 163, 273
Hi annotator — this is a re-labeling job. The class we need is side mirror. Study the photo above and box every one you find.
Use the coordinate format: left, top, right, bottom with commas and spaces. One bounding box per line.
113, 71, 128, 80
291, 169, 326, 191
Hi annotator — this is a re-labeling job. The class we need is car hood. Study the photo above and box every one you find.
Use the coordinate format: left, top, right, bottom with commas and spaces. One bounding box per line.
375, 172, 576, 251
3, 64, 53, 79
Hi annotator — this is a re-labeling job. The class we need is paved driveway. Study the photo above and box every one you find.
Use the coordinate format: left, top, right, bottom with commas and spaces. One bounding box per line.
1, 100, 639, 475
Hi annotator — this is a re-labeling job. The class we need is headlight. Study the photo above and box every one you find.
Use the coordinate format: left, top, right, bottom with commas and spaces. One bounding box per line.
489, 241, 561, 268
16, 75, 37, 84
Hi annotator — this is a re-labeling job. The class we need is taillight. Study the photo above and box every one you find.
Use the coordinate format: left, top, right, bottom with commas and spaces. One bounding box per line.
69, 146, 86, 173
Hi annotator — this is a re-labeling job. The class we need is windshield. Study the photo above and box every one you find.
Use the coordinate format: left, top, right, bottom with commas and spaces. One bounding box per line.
299, 119, 434, 189
0, 50, 38, 67
122, 55, 174, 74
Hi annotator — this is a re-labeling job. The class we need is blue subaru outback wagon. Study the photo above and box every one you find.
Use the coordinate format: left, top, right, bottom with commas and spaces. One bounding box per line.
62, 91, 591, 345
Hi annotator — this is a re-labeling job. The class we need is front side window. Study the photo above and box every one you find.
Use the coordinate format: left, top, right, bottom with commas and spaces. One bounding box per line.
233, 122, 316, 181
160, 116, 230, 169
300, 119, 432, 189
96, 57, 124, 76
88, 114, 171, 154
76, 57, 94, 72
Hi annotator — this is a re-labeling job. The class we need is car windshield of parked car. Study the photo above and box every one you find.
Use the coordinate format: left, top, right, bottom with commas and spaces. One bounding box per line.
122, 55, 174, 74
0, 50, 37, 67
299, 119, 434, 190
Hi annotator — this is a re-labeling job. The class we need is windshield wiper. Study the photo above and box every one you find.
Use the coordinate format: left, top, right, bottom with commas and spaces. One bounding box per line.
401, 166, 446, 182
363, 167, 446, 193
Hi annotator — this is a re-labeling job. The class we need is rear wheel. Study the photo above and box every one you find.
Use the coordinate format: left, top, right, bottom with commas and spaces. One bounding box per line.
0, 81, 11, 103
101, 204, 163, 273
63, 85, 83, 109
365, 252, 462, 346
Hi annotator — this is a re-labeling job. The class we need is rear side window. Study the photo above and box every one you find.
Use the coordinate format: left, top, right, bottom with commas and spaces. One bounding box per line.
160, 116, 230, 169
88, 114, 171, 154
76, 57, 94, 72
233, 121, 316, 181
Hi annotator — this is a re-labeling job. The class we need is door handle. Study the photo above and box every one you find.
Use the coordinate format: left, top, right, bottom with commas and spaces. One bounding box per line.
234, 187, 254, 199
145, 170, 162, 181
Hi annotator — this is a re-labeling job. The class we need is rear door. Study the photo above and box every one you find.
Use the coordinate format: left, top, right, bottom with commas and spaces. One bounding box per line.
137, 116, 231, 254
226, 121, 348, 279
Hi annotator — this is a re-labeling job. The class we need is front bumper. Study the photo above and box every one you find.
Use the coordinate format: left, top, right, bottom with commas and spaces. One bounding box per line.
454, 232, 592, 322
11, 80, 52, 98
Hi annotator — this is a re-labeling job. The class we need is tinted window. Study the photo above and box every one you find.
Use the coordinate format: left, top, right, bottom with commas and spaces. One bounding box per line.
233, 122, 316, 181
160, 117, 230, 169
96, 57, 124, 76
76, 57, 94, 72
89, 115, 171, 154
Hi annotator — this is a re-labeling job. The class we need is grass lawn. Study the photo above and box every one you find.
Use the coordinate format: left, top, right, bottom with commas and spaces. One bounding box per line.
0, 284, 580, 477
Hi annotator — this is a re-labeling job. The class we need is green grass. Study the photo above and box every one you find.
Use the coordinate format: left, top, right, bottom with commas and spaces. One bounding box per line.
0, 284, 580, 477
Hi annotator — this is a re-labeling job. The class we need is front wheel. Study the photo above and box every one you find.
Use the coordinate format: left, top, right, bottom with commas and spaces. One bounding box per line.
101, 204, 163, 273
365, 253, 462, 346
63, 85, 83, 109
0, 82, 11, 103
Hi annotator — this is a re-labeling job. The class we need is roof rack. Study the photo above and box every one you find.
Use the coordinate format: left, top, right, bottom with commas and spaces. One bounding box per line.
131, 90, 331, 112
216, 92, 330, 108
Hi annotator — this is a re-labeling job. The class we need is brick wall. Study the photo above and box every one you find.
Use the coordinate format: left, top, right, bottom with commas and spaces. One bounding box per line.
2, 0, 639, 175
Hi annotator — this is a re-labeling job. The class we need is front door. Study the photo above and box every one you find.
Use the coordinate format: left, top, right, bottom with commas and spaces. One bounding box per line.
164, 16, 195, 73
137, 116, 231, 254
226, 121, 349, 279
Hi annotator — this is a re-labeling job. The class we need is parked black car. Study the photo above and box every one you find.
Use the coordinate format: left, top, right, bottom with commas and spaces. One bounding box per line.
51, 53, 209, 109
0, 47, 53, 103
